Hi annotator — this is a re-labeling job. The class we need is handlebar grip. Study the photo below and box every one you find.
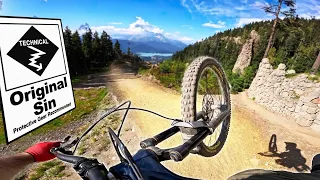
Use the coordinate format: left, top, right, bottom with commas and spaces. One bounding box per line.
51, 148, 110, 180
51, 148, 85, 164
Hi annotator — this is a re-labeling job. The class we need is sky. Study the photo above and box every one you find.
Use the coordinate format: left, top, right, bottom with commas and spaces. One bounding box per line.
1, 0, 320, 44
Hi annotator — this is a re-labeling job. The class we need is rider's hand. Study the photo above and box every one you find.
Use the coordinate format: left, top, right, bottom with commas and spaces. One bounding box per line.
24, 141, 61, 162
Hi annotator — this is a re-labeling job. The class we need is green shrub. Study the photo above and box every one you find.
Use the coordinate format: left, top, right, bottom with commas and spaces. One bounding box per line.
242, 66, 256, 89
159, 60, 172, 73
308, 75, 319, 82
291, 45, 319, 73
158, 74, 177, 87
226, 66, 257, 94
138, 67, 149, 75
150, 59, 187, 90
285, 73, 298, 78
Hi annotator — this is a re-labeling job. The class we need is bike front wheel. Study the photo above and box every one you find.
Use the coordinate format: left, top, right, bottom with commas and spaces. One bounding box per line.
181, 56, 231, 157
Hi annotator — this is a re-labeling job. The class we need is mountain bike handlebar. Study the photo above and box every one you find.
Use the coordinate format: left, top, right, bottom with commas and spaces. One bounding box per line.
51, 147, 111, 180
50, 125, 211, 180
50, 148, 85, 164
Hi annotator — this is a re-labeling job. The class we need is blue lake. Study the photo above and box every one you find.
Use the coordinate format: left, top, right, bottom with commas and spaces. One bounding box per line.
136, 52, 173, 57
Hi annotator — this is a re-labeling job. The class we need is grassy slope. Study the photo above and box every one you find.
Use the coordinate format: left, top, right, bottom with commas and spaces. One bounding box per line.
0, 88, 107, 144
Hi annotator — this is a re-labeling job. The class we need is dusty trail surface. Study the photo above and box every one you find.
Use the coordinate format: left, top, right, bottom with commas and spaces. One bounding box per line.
76, 63, 320, 180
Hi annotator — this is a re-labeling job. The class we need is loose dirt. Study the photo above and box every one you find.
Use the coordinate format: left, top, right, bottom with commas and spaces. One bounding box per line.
101, 64, 320, 180
43, 62, 320, 180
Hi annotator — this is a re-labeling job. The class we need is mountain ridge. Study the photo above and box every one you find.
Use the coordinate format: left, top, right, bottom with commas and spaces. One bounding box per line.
78, 23, 187, 53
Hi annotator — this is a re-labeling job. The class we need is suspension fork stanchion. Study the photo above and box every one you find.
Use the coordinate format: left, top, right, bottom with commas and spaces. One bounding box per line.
169, 128, 211, 162
208, 110, 229, 131
140, 126, 180, 148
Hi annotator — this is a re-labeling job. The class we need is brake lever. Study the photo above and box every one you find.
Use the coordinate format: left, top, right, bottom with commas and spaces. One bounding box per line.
58, 135, 80, 155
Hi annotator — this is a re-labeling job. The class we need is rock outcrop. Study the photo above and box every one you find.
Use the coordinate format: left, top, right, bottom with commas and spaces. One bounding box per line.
221, 36, 242, 45
248, 58, 320, 132
232, 39, 253, 74
232, 30, 260, 74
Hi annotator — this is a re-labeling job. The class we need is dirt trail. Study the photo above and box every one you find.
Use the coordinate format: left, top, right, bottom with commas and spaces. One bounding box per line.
83, 63, 320, 180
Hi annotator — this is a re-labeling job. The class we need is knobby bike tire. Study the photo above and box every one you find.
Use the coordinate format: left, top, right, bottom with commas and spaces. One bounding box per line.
180, 56, 231, 157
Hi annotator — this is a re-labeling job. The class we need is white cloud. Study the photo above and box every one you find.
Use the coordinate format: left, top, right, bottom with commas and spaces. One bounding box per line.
43, 0, 47, 2
108, 22, 122, 25
165, 32, 194, 43
90, 17, 162, 35
85, 17, 193, 44
90, 25, 141, 35
179, 0, 320, 32
300, 13, 320, 19
251, 1, 269, 9
202, 21, 226, 28
296, 1, 320, 19
187, 0, 243, 17
181, 0, 192, 13
129, 16, 163, 33
235, 6, 247, 11
191, 0, 227, 15
236, 18, 265, 27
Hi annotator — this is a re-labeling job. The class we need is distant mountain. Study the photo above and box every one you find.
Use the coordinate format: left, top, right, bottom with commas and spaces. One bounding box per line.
77, 23, 187, 54
170, 39, 188, 49
126, 30, 187, 53
128, 31, 167, 42
78, 23, 90, 32
128, 30, 186, 47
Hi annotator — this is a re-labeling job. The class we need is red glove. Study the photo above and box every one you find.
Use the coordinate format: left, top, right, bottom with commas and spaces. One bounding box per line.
25, 141, 61, 162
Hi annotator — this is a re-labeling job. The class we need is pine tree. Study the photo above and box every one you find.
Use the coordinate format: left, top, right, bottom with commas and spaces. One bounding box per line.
106, 34, 114, 61
71, 30, 85, 74
100, 31, 114, 65
263, 0, 296, 58
127, 47, 131, 55
92, 31, 102, 67
82, 29, 93, 70
114, 40, 122, 60
63, 26, 76, 75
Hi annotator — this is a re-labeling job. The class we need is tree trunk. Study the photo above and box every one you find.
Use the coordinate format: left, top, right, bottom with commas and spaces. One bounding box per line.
263, 0, 283, 59
311, 51, 320, 74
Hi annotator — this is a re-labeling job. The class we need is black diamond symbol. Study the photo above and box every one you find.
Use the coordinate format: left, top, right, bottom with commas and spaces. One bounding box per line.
7, 26, 59, 76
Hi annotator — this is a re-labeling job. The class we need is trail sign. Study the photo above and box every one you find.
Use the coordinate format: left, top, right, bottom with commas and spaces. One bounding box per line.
0, 16, 75, 143
7, 26, 59, 76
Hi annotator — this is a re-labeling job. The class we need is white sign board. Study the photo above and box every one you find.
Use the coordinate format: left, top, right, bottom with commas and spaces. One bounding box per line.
0, 16, 75, 143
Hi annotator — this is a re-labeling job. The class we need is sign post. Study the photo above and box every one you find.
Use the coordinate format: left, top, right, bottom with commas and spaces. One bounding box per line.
0, 16, 75, 143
